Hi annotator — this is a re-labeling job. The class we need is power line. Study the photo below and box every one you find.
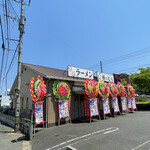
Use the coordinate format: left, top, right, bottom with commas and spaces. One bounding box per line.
103, 48, 150, 66
1, 0, 19, 93
4, 45, 18, 91
8, 0, 19, 19
87, 47, 150, 70
0, 15, 5, 86
110, 63, 150, 74
3, 0, 10, 83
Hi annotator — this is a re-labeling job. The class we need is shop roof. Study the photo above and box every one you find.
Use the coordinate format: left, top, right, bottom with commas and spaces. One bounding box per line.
22, 63, 86, 82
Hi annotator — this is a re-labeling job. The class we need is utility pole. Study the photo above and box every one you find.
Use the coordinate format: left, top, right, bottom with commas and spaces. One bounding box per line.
100, 61, 103, 73
15, 0, 25, 132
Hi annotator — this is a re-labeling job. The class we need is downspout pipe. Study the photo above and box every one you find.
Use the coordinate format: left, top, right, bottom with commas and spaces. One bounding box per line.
45, 78, 50, 128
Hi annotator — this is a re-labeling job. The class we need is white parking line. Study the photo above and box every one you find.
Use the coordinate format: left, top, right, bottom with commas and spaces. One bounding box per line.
46, 127, 119, 150
103, 128, 119, 134
131, 140, 150, 150
61, 127, 119, 149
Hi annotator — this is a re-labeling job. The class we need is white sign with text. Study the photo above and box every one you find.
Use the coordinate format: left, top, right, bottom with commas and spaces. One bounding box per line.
68, 66, 93, 79
121, 97, 127, 111
97, 72, 114, 82
131, 97, 137, 110
112, 97, 120, 113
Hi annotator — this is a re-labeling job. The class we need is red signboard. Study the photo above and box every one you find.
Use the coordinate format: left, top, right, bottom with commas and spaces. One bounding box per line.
84, 94, 90, 118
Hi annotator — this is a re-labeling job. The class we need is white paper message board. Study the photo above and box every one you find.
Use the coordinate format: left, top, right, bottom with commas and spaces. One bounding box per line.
89, 98, 99, 117
112, 97, 120, 113
121, 97, 127, 111
34, 102, 44, 125
131, 97, 137, 110
58, 100, 70, 120
102, 98, 111, 115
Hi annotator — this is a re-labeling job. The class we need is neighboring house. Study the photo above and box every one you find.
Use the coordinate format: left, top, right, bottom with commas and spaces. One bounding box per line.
10, 63, 88, 127
0, 95, 10, 107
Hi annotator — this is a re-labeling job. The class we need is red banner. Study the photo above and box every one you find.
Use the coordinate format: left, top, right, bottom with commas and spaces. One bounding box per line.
84, 94, 90, 118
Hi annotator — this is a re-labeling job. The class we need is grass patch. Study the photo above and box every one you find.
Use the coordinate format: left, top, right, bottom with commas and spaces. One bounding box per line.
136, 102, 150, 104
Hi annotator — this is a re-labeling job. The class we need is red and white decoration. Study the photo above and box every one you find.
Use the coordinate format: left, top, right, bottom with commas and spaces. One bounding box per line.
58, 100, 70, 120
89, 98, 99, 117
121, 97, 127, 111
102, 98, 111, 115
127, 98, 132, 109
34, 102, 44, 125
112, 97, 120, 113
131, 97, 137, 110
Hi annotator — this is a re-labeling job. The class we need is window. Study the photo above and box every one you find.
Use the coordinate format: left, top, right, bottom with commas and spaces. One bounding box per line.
26, 97, 29, 110
22, 98, 24, 109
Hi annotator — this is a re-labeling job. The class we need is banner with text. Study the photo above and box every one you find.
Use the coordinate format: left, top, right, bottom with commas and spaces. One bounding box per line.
102, 98, 111, 115
58, 100, 70, 120
68, 66, 93, 79
121, 97, 127, 111
112, 97, 120, 113
131, 97, 137, 110
127, 98, 132, 109
84, 94, 90, 118
97, 72, 114, 82
89, 98, 99, 117
34, 102, 44, 125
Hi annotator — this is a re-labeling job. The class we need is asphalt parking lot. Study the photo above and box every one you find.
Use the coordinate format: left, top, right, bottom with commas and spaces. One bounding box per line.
32, 111, 150, 150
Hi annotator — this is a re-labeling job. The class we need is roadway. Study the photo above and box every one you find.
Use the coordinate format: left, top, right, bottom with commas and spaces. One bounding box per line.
32, 111, 150, 150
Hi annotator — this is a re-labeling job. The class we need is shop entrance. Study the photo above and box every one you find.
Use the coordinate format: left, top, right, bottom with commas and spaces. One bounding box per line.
75, 94, 85, 120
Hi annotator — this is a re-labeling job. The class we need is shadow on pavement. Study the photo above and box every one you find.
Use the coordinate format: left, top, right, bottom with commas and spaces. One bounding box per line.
11, 136, 28, 143
0, 130, 14, 134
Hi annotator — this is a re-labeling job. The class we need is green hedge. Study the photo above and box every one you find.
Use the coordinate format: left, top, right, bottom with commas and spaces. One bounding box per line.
137, 96, 147, 102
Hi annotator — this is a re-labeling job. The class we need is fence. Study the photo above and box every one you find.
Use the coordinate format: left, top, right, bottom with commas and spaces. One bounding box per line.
0, 112, 15, 128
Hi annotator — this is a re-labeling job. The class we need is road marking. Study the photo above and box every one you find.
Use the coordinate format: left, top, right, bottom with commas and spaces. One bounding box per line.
103, 128, 119, 134
131, 140, 150, 150
66, 145, 77, 150
22, 141, 32, 150
46, 127, 119, 150
61, 127, 119, 149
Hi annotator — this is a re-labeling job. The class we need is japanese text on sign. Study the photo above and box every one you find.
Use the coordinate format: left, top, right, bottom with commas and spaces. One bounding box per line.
84, 94, 90, 118
34, 102, 44, 125
58, 100, 70, 120
131, 97, 137, 110
121, 97, 127, 111
102, 98, 111, 115
97, 72, 114, 82
112, 97, 120, 113
68, 66, 93, 79
127, 98, 132, 109
89, 98, 99, 117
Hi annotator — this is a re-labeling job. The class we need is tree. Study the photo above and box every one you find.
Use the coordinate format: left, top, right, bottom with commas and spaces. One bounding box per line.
119, 73, 129, 78
130, 67, 150, 93
120, 78, 127, 85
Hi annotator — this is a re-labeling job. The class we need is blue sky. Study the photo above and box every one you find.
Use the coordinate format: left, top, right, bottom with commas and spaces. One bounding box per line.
1, 0, 150, 94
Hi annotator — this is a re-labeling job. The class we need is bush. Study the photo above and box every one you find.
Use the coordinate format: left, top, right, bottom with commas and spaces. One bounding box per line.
137, 96, 147, 102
